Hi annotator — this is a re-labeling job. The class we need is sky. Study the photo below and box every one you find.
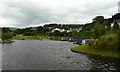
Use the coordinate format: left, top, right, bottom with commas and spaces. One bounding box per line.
0, 0, 119, 28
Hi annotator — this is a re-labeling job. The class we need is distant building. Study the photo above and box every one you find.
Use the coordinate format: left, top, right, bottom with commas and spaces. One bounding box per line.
118, 1, 120, 13
67, 30, 72, 33
60, 29, 65, 32
51, 28, 61, 32
111, 23, 114, 28
51, 27, 82, 33
0, 39, 2, 43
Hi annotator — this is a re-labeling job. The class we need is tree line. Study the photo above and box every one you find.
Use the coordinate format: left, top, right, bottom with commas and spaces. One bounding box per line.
1, 13, 120, 41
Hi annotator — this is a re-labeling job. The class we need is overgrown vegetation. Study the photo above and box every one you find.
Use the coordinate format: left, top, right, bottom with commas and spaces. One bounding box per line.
71, 13, 120, 57
1, 28, 15, 42
71, 45, 119, 58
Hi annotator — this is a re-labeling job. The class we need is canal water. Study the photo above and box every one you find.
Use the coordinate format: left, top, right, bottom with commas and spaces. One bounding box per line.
1, 40, 120, 71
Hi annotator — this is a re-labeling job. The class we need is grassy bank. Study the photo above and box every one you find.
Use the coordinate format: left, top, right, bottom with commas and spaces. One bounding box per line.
13, 34, 39, 40
12, 34, 61, 40
71, 45, 120, 58
2, 39, 14, 43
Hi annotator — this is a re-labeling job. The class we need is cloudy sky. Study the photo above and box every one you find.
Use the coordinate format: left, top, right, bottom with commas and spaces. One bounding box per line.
0, 0, 119, 28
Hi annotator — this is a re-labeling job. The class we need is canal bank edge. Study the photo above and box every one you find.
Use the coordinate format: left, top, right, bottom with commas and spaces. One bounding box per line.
71, 45, 120, 58
1, 40, 15, 43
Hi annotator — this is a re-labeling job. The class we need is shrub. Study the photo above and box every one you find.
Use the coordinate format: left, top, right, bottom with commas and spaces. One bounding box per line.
91, 33, 118, 50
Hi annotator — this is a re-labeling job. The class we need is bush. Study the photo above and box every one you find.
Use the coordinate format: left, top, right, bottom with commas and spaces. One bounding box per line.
2, 32, 13, 40
90, 33, 118, 50
117, 30, 120, 50
23, 32, 35, 36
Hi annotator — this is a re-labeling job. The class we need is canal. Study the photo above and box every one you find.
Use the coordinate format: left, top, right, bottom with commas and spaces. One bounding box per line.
1, 40, 120, 71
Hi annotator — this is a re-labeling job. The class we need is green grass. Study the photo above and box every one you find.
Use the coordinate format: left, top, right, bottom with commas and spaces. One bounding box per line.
12, 34, 61, 40
71, 45, 120, 58
2, 39, 13, 43
13, 34, 38, 40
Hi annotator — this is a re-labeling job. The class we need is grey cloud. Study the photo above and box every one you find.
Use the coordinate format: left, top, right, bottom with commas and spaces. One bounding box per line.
0, 0, 119, 28
1, 2, 54, 27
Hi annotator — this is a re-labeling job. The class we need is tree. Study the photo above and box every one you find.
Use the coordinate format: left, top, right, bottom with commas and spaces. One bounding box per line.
112, 13, 120, 20
1, 28, 13, 40
113, 21, 119, 30
93, 16, 104, 23
36, 26, 43, 35
2, 32, 13, 40
117, 30, 120, 50
2, 28, 12, 33
43, 28, 51, 35
72, 30, 79, 38
52, 30, 60, 36
93, 22, 106, 38
67, 32, 72, 37
60, 31, 67, 37
14, 29, 24, 34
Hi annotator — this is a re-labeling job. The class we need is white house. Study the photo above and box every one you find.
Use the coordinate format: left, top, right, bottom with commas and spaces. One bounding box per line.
60, 29, 66, 32
67, 28, 72, 33
51, 28, 61, 32
0, 39, 2, 43
111, 23, 114, 28
52, 27, 83, 33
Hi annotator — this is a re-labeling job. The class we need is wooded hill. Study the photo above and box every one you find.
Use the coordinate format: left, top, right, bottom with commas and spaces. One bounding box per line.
1, 13, 120, 40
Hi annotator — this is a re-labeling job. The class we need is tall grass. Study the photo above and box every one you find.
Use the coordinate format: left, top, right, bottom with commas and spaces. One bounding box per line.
89, 33, 119, 51
71, 45, 119, 58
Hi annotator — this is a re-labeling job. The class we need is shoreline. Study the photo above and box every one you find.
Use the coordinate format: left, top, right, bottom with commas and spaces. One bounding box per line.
12, 35, 61, 41
71, 45, 120, 58
1, 40, 15, 43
